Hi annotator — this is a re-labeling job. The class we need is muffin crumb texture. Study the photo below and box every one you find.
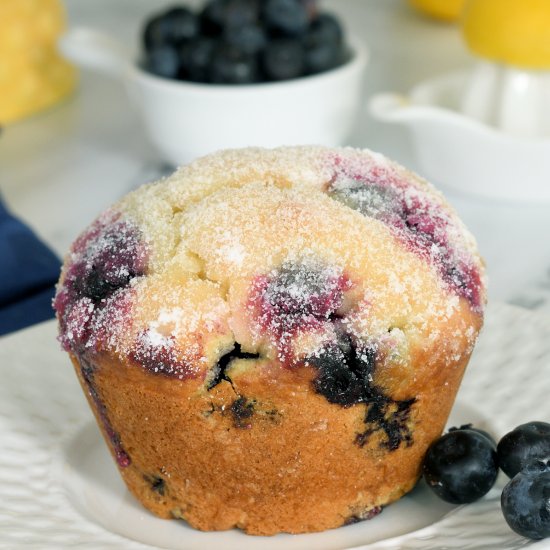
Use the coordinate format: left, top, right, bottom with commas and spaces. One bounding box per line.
55, 146, 486, 535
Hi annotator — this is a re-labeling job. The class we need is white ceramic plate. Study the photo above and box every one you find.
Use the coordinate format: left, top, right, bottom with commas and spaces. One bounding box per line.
1, 303, 549, 550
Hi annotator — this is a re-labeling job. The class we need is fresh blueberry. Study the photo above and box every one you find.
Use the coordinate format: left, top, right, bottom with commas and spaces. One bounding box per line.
143, 14, 170, 50
501, 459, 550, 540
143, 7, 199, 51
304, 41, 344, 75
522, 457, 550, 475
306, 13, 343, 47
262, 38, 305, 81
163, 7, 200, 43
448, 424, 497, 447
179, 37, 217, 82
303, 15, 345, 74
498, 422, 550, 478
302, 0, 319, 20
223, 23, 267, 56
224, 0, 260, 28
144, 44, 180, 79
200, 0, 229, 36
208, 45, 259, 83
263, 0, 310, 37
423, 429, 499, 504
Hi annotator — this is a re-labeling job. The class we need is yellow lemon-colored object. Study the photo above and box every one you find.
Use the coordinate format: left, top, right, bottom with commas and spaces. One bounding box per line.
462, 0, 550, 69
408, 0, 466, 22
0, 0, 76, 125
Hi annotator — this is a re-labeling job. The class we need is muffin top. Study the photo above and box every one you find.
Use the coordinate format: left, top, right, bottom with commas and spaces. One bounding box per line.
54, 146, 486, 393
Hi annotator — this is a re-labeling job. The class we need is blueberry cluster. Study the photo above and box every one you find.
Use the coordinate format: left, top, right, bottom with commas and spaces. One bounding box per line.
141, 0, 348, 84
422, 421, 550, 541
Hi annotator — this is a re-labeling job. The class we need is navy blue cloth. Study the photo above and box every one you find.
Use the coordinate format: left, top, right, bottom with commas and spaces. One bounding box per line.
0, 199, 61, 336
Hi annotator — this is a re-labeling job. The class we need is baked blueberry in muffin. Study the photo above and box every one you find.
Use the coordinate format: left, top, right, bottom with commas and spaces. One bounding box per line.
55, 146, 486, 535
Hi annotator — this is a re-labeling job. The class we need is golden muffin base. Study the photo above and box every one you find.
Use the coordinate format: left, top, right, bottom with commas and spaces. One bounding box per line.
70, 325, 476, 536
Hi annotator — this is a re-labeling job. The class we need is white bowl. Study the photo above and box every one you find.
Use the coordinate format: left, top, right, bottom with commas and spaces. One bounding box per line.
461, 61, 550, 139
370, 71, 550, 203
61, 28, 368, 166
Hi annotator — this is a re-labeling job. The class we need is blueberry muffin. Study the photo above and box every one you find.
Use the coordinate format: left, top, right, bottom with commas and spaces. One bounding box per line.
54, 146, 486, 535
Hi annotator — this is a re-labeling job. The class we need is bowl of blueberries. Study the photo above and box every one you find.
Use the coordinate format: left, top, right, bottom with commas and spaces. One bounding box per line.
61, 0, 368, 165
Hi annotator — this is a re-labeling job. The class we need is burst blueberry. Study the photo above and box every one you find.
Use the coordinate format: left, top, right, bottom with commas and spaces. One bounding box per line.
208, 343, 259, 389
308, 333, 415, 451
327, 166, 484, 312
309, 335, 375, 407
329, 180, 405, 225
144, 474, 167, 496
253, 262, 349, 342
68, 220, 146, 305
230, 396, 255, 428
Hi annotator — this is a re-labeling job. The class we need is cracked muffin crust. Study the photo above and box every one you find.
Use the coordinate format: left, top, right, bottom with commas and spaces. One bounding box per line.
54, 146, 486, 535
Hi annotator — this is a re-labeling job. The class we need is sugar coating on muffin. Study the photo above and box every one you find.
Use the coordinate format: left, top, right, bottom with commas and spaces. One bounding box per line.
55, 146, 486, 535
